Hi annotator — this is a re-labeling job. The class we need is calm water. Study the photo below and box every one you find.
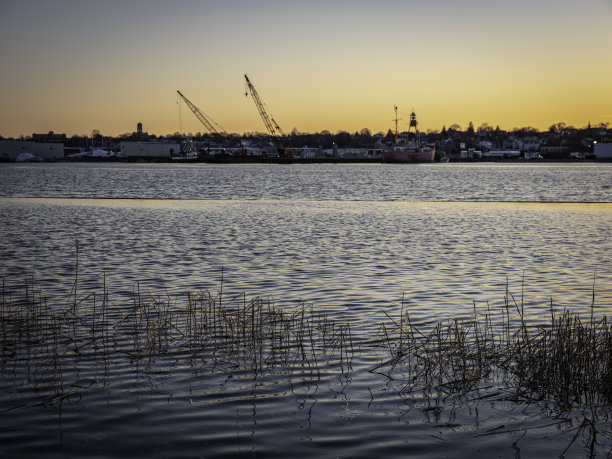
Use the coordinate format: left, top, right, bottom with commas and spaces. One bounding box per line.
1, 162, 612, 457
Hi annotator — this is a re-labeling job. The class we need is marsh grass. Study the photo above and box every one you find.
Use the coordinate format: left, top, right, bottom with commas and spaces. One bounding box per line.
2, 269, 610, 410
1, 268, 611, 457
0, 269, 354, 406
365, 284, 612, 457
371, 288, 612, 410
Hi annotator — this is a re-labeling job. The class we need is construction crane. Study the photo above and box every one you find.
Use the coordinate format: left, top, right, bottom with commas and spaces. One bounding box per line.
244, 74, 285, 137
177, 90, 225, 135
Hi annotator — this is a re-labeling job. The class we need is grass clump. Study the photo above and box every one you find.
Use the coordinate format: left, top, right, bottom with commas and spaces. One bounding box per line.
371, 288, 612, 411
511, 310, 612, 408
0, 271, 353, 405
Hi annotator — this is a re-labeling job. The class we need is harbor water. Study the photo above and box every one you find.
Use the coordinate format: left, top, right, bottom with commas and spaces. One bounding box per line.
1, 162, 612, 457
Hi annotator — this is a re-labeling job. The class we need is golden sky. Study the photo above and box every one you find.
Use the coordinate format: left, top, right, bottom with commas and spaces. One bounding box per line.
1, 0, 611, 137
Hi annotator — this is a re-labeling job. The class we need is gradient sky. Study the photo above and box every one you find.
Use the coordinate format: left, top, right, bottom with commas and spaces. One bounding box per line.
1, 0, 611, 137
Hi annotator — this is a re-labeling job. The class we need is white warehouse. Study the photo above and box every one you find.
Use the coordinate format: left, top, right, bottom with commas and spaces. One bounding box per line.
594, 143, 612, 159
120, 142, 180, 158
0, 140, 64, 161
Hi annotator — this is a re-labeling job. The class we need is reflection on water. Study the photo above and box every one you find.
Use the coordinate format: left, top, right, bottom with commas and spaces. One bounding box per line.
2, 198, 610, 329
1, 162, 612, 202
1, 163, 612, 457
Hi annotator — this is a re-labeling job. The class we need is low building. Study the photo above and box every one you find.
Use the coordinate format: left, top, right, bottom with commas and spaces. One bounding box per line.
482, 150, 520, 159
292, 147, 317, 159
32, 131, 67, 143
540, 145, 569, 157
0, 140, 64, 161
523, 151, 543, 160
460, 148, 482, 159
518, 139, 541, 153
594, 143, 612, 159
119, 141, 180, 158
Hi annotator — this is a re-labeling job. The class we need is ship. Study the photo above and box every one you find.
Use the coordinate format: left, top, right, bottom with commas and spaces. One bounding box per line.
381, 106, 435, 162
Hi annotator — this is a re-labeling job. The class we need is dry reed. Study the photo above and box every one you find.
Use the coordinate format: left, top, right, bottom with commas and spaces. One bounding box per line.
370, 286, 612, 412
0, 270, 353, 405
1, 270, 610, 415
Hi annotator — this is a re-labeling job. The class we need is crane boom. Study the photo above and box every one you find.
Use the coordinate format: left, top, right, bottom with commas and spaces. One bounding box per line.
177, 90, 225, 135
244, 74, 285, 137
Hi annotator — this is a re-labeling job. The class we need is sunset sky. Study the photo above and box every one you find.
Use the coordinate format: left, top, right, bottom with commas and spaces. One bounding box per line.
1, 0, 611, 138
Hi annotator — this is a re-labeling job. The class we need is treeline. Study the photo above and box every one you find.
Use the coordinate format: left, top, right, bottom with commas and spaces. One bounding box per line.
4, 121, 610, 157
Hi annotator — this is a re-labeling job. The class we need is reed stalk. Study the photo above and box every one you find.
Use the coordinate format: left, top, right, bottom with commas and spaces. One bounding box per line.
1, 266, 610, 419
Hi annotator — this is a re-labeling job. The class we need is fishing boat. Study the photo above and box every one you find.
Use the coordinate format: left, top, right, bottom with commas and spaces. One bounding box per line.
381, 106, 435, 163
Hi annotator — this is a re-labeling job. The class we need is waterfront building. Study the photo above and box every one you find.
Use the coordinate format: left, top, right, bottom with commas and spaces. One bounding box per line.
594, 143, 612, 159
119, 141, 180, 158
32, 131, 67, 143
0, 140, 64, 161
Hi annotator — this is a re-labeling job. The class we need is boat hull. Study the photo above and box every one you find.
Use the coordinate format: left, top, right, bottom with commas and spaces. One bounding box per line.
381, 149, 435, 163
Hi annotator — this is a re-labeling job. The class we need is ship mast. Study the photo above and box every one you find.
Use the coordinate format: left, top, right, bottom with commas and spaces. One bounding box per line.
393, 105, 400, 146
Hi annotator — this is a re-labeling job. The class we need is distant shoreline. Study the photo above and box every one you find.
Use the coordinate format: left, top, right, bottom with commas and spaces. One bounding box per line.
3, 156, 610, 165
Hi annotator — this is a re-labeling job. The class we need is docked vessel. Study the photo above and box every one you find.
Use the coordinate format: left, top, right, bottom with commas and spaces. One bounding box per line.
381, 106, 435, 162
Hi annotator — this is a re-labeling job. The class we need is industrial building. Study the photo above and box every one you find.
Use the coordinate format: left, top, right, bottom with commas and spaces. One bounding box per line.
119, 141, 181, 158
0, 140, 64, 161
594, 143, 612, 159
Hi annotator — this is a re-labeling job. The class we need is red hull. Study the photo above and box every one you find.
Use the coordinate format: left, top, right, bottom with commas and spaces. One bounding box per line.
381, 149, 435, 162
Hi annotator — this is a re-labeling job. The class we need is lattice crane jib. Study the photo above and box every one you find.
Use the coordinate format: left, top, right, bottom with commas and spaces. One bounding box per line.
244, 75, 284, 137
176, 90, 225, 135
